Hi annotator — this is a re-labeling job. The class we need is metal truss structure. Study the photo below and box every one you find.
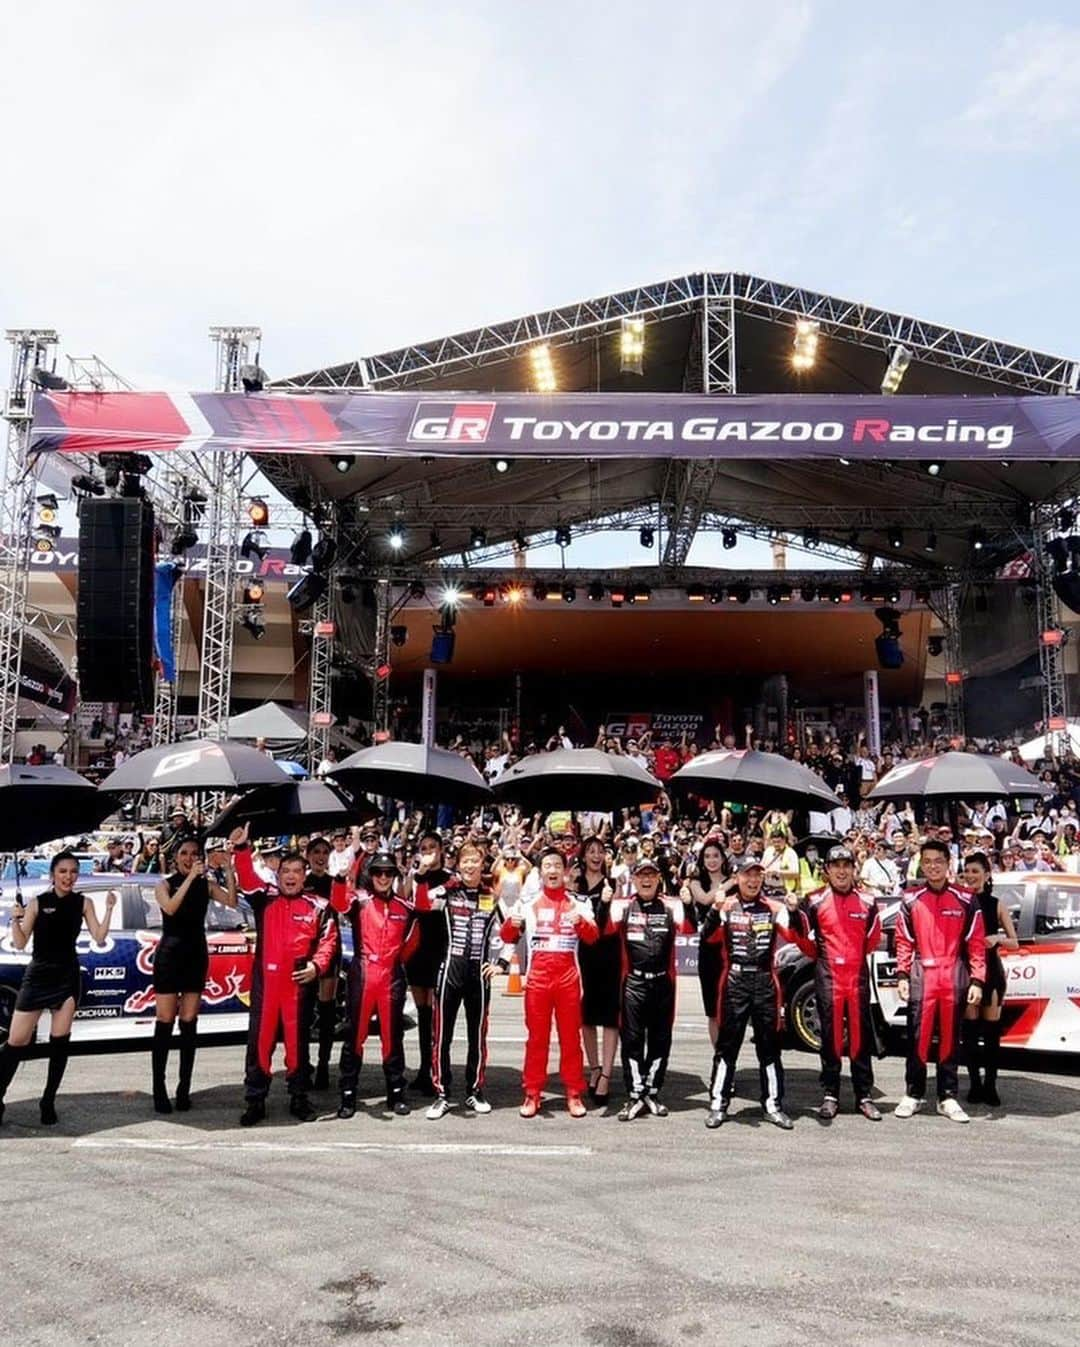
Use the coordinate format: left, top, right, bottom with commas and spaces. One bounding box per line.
305, 570, 336, 770
1033, 516, 1070, 752
196, 327, 259, 741
939, 583, 966, 741
0, 330, 58, 762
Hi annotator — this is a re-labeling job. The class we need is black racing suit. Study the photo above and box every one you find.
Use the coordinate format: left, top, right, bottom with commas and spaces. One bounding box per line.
701, 896, 787, 1113
599, 895, 696, 1101
417, 880, 505, 1100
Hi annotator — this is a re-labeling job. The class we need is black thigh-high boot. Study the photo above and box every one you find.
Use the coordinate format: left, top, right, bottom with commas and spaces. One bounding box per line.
0, 1042, 26, 1124
314, 1000, 335, 1091
983, 1021, 1002, 1107
175, 1020, 197, 1111
412, 1002, 434, 1091
962, 1019, 983, 1103
40, 1034, 71, 1126
152, 1021, 174, 1114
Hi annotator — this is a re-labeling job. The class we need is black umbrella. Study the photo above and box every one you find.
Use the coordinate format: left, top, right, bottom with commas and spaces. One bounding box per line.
669, 750, 842, 811
490, 748, 662, 813
209, 779, 376, 839
98, 739, 292, 795
866, 752, 1051, 803
0, 764, 118, 851
331, 741, 491, 807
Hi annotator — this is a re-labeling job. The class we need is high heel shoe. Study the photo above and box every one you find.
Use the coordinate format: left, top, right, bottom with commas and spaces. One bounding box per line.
586, 1066, 602, 1101
593, 1072, 611, 1104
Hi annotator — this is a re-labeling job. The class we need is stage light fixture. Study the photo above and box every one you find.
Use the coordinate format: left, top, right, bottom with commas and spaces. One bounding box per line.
609, 588, 626, 609
504, 583, 525, 606
532, 580, 547, 602
721, 527, 737, 550
326, 453, 355, 474
686, 584, 706, 602
493, 458, 512, 474
559, 584, 575, 605
311, 537, 337, 573
241, 609, 266, 640
925, 532, 937, 554
529, 342, 557, 392
709, 584, 725, 604
469, 526, 487, 549
838, 589, 853, 603
927, 635, 945, 656
874, 606, 904, 670
429, 528, 442, 550
632, 585, 651, 603
390, 625, 408, 647
881, 344, 912, 394
171, 526, 197, 555
71, 473, 105, 497
1041, 628, 1068, 647
554, 525, 572, 549
791, 319, 820, 371
639, 525, 654, 549
36, 493, 59, 524
30, 366, 69, 391
241, 531, 267, 561
888, 527, 903, 550
924, 462, 941, 477
407, 580, 425, 600
619, 316, 646, 375
512, 530, 528, 552
289, 529, 313, 565
441, 583, 462, 609
247, 497, 269, 527
587, 580, 604, 602
286, 572, 327, 610
969, 526, 986, 551
33, 523, 60, 553
728, 583, 751, 605
387, 525, 406, 552
482, 586, 498, 608
239, 363, 267, 394
244, 581, 265, 603
767, 586, 782, 606
800, 583, 817, 602
802, 528, 820, 550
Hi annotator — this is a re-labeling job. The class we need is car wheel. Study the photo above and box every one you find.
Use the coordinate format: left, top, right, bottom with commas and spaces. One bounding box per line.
788, 978, 822, 1053
0, 985, 17, 1044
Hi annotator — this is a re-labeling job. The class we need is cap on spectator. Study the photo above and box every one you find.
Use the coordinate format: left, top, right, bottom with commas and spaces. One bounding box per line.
826, 844, 855, 864
368, 851, 398, 873
734, 855, 765, 873
633, 857, 661, 875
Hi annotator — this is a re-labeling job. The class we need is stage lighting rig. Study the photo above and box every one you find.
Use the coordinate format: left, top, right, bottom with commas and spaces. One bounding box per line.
326, 453, 355, 474
290, 529, 313, 565
791, 319, 820, 371
71, 473, 105, 497
247, 497, 270, 527
239, 363, 267, 393
241, 609, 266, 640
874, 607, 904, 670
469, 526, 487, 549
887, 527, 904, 550
30, 366, 69, 391
387, 524, 406, 552
686, 585, 706, 602
587, 581, 604, 602
562, 584, 577, 604
727, 583, 751, 604
241, 531, 268, 561
171, 526, 198, 555
639, 525, 655, 549
881, 344, 912, 394
529, 342, 557, 392
493, 458, 512, 474
969, 526, 986, 552
924, 462, 941, 477
619, 316, 645, 375
927, 635, 945, 657
391, 625, 408, 646
708, 584, 724, 604
243, 581, 265, 603
802, 528, 820, 550
554, 525, 572, 549
311, 535, 337, 571
721, 527, 737, 550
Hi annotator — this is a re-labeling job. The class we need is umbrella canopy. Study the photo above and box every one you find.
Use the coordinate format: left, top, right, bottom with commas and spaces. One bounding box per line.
866, 752, 1052, 802
490, 748, 662, 812
1017, 723, 1080, 762
209, 779, 374, 839
99, 740, 292, 795
0, 764, 118, 851
669, 750, 842, 811
331, 741, 491, 807
225, 702, 308, 743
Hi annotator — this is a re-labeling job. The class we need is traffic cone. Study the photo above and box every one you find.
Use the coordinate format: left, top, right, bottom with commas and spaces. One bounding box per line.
504, 952, 524, 997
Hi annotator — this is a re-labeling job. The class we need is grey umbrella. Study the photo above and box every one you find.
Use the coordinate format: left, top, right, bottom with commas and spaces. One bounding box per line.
209, 778, 376, 839
669, 749, 842, 811
99, 739, 292, 795
331, 741, 491, 807
866, 752, 1051, 802
490, 748, 662, 812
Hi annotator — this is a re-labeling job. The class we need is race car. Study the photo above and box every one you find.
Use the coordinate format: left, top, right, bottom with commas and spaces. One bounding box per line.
779, 872, 1080, 1056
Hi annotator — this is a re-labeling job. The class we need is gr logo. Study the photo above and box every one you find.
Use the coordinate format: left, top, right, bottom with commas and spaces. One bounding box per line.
407, 401, 496, 444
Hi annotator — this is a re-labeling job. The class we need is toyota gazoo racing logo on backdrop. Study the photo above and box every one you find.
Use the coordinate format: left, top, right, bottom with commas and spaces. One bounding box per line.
407, 401, 496, 444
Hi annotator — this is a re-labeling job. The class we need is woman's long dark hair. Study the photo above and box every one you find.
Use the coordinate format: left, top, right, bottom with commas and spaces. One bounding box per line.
696, 839, 727, 894
965, 850, 993, 896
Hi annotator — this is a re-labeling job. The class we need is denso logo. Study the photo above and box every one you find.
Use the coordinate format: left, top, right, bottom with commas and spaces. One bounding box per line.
408, 401, 496, 444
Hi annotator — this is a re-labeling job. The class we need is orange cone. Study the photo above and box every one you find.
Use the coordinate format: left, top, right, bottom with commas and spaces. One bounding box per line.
504, 951, 524, 996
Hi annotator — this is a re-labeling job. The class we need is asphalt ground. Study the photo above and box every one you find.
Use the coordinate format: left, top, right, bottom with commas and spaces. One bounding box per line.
3, 981, 1079, 1347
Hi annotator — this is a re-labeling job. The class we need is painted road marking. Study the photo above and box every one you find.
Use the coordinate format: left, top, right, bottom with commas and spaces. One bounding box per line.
73, 1138, 593, 1157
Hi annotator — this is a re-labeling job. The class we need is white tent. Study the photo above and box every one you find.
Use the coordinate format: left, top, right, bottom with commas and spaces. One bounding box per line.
1017, 723, 1080, 762
226, 703, 308, 743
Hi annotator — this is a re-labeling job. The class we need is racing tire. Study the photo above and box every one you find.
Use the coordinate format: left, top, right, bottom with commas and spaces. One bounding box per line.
788, 977, 822, 1054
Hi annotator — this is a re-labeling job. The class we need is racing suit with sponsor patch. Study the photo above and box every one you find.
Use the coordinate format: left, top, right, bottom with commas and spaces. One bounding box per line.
234, 847, 339, 1101
896, 884, 986, 1100
701, 896, 788, 1113
787, 885, 881, 1102
500, 888, 599, 1097
598, 894, 696, 1102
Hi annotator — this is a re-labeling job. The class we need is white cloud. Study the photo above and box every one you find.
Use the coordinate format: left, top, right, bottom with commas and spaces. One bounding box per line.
958, 21, 1080, 149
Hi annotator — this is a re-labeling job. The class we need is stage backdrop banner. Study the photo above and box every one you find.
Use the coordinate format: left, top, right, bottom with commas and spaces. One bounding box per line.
29, 391, 1080, 461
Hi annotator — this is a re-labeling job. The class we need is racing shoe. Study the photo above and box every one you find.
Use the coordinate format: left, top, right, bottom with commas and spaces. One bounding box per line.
984, 1085, 1002, 1108
643, 1095, 669, 1118
618, 1098, 646, 1122
566, 1093, 587, 1118
765, 1108, 794, 1131
937, 1098, 970, 1124
465, 1092, 492, 1114
387, 1095, 410, 1117
704, 1106, 727, 1129
313, 1063, 330, 1092
239, 1100, 266, 1127
519, 1094, 541, 1119
337, 1091, 357, 1120
817, 1096, 839, 1122
857, 1098, 883, 1122
426, 1096, 451, 1121
893, 1095, 923, 1119
289, 1094, 318, 1123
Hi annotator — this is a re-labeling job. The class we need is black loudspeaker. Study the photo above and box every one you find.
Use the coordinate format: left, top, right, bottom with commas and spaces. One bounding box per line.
1053, 572, 1080, 616
77, 497, 156, 705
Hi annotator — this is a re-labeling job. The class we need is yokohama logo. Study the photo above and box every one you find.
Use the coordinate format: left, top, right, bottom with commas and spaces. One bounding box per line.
408, 401, 496, 444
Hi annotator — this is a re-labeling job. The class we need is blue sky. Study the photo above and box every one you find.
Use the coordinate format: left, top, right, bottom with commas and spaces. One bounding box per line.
3, 1, 1078, 570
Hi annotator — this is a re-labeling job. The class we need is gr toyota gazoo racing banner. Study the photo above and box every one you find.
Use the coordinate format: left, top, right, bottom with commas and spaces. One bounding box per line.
30, 391, 1080, 462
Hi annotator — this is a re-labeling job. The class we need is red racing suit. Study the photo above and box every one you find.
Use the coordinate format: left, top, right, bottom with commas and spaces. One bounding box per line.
895, 883, 986, 1100
787, 885, 881, 1102
500, 887, 598, 1097
234, 846, 339, 1100
332, 882, 420, 1101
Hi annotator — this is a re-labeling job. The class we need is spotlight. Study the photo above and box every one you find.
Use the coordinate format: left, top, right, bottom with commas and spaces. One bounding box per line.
327, 453, 355, 474
686, 584, 706, 602
927, 635, 945, 657
924, 462, 942, 478
286, 572, 327, 610
728, 584, 751, 605
881, 344, 912, 394
512, 530, 528, 551
802, 528, 820, 550
554, 525, 572, 549
33, 524, 60, 553
30, 366, 69, 391
481, 586, 498, 608
493, 458, 512, 474
469, 526, 487, 549
791, 318, 820, 371
639, 525, 655, 549
247, 497, 269, 527
71, 473, 104, 497
241, 531, 267, 561
874, 606, 904, 670
239, 363, 267, 393
709, 584, 724, 604
562, 584, 577, 604
632, 585, 651, 602
241, 609, 266, 640
171, 527, 197, 555
609, 587, 626, 609
290, 529, 313, 565
721, 527, 737, 550
311, 536, 337, 572
767, 586, 782, 606
441, 583, 462, 608
925, 532, 937, 554
887, 527, 904, 550
619, 316, 645, 375
800, 583, 817, 602
969, 526, 986, 552
244, 581, 265, 603
390, 625, 408, 646
388, 525, 406, 552
529, 342, 557, 392
36, 494, 59, 523
504, 583, 525, 606
587, 580, 604, 602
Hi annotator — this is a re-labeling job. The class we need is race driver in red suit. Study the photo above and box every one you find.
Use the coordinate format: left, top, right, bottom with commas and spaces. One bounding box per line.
231, 827, 339, 1127
500, 847, 599, 1118
786, 844, 883, 1122
333, 851, 420, 1119
893, 837, 986, 1124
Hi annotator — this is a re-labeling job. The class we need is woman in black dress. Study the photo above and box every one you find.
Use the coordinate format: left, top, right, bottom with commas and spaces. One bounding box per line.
961, 851, 1018, 1107
401, 831, 451, 1096
682, 838, 731, 1047
575, 836, 618, 1104
151, 838, 236, 1113
0, 851, 115, 1126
